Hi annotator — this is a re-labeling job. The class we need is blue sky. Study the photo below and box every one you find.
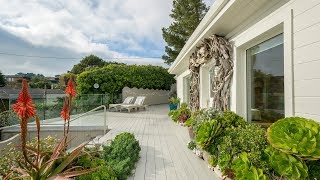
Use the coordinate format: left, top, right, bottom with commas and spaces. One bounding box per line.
0, 0, 215, 76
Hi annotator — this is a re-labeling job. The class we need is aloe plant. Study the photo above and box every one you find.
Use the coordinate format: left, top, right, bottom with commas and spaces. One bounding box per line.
267, 117, 320, 160
232, 152, 267, 180
195, 119, 222, 149
265, 146, 308, 180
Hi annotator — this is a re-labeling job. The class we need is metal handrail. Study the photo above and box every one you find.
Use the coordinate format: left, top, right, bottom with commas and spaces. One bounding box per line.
0, 105, 108, 134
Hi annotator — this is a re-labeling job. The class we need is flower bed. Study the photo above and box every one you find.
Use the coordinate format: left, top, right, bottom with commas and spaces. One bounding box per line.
0, 78, 142, 180
169, 106, 320, 180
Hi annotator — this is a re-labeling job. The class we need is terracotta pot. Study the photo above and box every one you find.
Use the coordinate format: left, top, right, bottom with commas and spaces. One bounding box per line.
188, 126, 195, 140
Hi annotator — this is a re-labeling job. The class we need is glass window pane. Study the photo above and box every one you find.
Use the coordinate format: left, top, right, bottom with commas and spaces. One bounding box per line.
247, 34, 285, 126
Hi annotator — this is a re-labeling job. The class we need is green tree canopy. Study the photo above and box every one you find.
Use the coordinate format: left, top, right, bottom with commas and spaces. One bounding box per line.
29, 74, 52, 89
162, 0, 208, 65
77, 64, 175, 96
71, 54, 124, 74
0, 71, 6, 87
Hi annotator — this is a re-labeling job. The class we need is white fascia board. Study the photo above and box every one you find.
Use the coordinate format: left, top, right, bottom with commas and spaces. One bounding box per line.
168, 0, 230, 74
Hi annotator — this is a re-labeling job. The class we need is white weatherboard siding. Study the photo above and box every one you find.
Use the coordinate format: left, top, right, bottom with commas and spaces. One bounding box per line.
292, 1, 320, 120
169, 0, 320, 122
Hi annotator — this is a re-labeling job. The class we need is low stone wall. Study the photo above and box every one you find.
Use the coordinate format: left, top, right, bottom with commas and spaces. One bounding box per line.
122, 87, 170, 105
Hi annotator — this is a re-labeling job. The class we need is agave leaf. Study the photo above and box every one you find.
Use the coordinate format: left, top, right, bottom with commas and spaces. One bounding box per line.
59, 168, 95, 178
49, 143, 87, 177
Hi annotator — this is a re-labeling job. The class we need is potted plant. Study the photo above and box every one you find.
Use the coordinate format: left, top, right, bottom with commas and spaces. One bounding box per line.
168, 97, 180, 110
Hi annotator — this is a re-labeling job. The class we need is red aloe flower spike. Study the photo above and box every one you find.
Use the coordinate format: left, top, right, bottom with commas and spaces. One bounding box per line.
12, 79, 37, 169
65, 76, 76, 98
12, 79, 36, 120
61, 99, 70, 121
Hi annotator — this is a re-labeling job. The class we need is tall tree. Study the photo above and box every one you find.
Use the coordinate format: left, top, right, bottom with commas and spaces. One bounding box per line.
29, 74, 52, 89
162, 0, 208, 65
71, 54, 124, 74
0, 71, 6, 87
71, 55, 106, 74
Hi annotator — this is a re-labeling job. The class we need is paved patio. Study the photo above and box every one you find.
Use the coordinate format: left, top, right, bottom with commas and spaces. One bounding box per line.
93, 104, 219, 180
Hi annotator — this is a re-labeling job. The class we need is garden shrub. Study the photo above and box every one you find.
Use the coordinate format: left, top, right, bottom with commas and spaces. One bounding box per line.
195, 119, 222, 149
74, 149, 117, 180
191, 109, 220, 133
168, 103, 191, 123
188, 141, 196, 150
265, 146, 308, 180
215, 111, 247, 129
208, 123, 269, 173
103, 132, 141, 180
232, 152, 267, 180
77, 64, 175, 97
0, 136, 59, 178
267, 117, 320, 160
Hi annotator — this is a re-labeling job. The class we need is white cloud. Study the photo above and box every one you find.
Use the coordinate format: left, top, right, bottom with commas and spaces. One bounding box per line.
0, 0, 215, 75
0, 0, 172, 58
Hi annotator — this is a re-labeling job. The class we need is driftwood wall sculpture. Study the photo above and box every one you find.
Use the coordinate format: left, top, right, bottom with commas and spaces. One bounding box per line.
189, 34, 233, 111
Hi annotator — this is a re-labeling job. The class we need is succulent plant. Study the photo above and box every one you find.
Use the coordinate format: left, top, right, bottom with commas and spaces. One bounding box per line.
267, 117, 320, 160
232, 152, 267, 180
306, 160, 320, 180
265, 146, 308, 180
195, 119, 222, 149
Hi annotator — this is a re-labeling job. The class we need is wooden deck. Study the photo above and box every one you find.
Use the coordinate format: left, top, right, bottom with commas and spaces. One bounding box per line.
96, 104, 219, 180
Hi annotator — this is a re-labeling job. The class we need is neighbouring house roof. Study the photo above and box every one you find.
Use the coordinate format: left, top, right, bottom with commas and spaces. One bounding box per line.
0, 87, 64, 99
168, 0, 274, 75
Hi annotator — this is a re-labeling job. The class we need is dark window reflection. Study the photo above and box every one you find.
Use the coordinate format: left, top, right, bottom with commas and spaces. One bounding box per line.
247, 34, 285, 126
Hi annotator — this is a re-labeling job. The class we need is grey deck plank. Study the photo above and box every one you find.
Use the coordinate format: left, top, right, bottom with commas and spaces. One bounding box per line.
154, 118, 167, 180
86, 105, 219, 180
145, 118, 156, 180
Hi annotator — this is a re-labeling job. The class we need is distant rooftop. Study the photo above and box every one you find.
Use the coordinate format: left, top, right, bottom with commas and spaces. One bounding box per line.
0, 87, 64, 99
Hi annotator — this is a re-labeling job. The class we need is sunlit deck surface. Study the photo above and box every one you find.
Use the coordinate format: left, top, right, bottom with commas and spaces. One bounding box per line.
90, 104, 219, 180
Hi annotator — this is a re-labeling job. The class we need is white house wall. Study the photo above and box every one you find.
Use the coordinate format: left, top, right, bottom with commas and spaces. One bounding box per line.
229, 0, 320, 121
170, 0, 320, 122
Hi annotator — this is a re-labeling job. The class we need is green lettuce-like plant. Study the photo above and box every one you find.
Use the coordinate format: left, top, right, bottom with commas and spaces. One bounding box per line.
265, 146, 308, 180
267, 117, 320, 160
195, 119, 222, 149
232, 152, 267, 180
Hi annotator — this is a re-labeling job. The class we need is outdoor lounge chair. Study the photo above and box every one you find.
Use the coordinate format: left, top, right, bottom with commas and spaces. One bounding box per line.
109, 96, 134, 111
119, 96, 147, 112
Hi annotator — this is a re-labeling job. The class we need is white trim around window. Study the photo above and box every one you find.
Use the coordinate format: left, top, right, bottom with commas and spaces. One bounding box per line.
229, 9, 294, 121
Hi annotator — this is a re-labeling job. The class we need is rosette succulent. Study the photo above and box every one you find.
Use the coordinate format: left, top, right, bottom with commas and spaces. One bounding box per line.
195, 119, 222, 149
265, 146, 308, 180
232, 152, 267, 180
267, 117, 320, 160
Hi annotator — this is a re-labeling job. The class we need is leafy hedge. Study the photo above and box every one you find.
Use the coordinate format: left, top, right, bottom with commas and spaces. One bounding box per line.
77, 64, 175, 96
